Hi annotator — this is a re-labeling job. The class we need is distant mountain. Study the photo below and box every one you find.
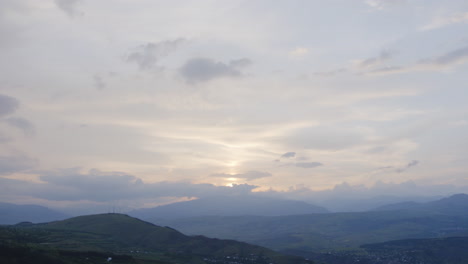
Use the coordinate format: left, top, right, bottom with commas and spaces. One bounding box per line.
317, 195, 441, 212
0, 213, 311, 264
0, 202, 68, 224
371, 193, 468, 214
158, 195, 468, 254
130, 196, 329, 220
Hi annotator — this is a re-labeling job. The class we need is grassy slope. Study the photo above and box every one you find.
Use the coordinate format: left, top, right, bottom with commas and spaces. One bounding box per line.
0, 213, 312, 264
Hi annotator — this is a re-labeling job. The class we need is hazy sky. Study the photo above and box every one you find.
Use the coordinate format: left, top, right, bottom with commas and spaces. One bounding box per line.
1, 0, 468, 210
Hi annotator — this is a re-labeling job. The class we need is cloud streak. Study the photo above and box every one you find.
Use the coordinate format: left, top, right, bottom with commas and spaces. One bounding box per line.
295, 162, 323, 168
421, 12, 468, 31
366, 45, 468, 76
0, 169, 261, 202
0, 155, 37, 175
126, 39, 185, 70
210, 170, 272, 180
179, 57, 251, 83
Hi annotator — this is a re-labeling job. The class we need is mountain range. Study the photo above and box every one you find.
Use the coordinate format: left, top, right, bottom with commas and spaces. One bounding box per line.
156, 193, 468, 253
0, 202, 68, 225
129, 195, 329, 220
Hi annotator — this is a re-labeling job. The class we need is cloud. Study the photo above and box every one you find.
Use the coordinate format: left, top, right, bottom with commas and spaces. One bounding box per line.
0, 94, 19, 117
125, 39, 185, 70
5, 117, 35, 136
210, 170, 272, 180
281, 152, 296, 158
179, 57, 251, 83
421, 12, 468, 31
26, 169, 260, 202
365, 0, 407, 10
357, 50, 392, 68
314, 68, 346, 77
295, 162, 323, 168
285, 126, 366, 150
396, 160, 419, 173
93, 74, 106, 90
289, 47, 309, 57
55, 0, 83, 18
421, 45, 468, 66
0, 155, 37, 175
366, 45, 468, 76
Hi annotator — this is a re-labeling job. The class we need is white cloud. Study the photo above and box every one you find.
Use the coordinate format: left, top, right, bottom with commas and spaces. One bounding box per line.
365, 0, 407, 10
210, 171, 272, 180
421, 12, 468, 31
289, 47, 309, 57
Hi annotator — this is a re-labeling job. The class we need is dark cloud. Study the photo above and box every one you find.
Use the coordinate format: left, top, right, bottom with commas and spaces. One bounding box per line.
358, 50, 392, 68
210, 170, 271, 180
2, 169, 259, 202
93, 74, 106, 90
126, 39, 185, 70
368, 45, 468, 76
295, 162, 323, 168
54, 0, 83, 17
179, 57, 251, 83
0, 155, 37, 175
0, 94, 19, 117
421, 45, 468, 66
281, 152, 296, 158
396, 160, 419, 173
5, 117, 35, 136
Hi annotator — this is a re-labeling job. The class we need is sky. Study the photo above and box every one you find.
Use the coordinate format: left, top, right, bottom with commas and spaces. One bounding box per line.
1, 0, 468, 213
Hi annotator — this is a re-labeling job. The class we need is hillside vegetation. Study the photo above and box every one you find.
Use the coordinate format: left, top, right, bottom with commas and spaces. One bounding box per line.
0, 213, 312, 264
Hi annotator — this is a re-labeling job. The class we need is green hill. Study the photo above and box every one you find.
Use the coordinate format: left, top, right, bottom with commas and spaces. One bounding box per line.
0, 213, 312, 264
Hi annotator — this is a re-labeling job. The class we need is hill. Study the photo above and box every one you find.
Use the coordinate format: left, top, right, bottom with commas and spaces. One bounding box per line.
130, 196, 328, 220
0, 213, 312, 264
372, 193, 468, 214
0, 202, 68, 225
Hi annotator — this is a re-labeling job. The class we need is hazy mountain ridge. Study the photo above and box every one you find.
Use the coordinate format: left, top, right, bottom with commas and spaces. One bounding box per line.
157, 194, 468, 254
130, 196, 329, 220
0, 202, 68, 225
371, 193, 468, 214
